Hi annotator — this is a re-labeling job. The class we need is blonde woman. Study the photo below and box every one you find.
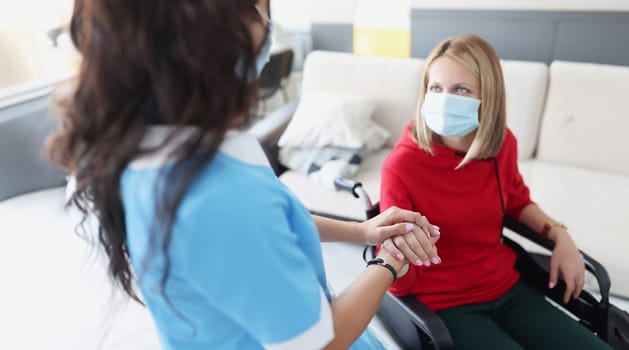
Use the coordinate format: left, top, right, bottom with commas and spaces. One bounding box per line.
379, 35, 611, 349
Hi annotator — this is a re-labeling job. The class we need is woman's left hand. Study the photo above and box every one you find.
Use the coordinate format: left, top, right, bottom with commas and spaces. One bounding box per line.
359, 206, 440, 263
548, 227, 585, 304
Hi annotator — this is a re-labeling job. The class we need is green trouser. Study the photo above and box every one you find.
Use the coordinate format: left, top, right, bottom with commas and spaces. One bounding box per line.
436, 281, 612, 350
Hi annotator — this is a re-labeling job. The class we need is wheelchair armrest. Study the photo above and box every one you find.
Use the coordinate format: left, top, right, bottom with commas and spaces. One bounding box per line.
503, 216, 611, 306
396, 294, 454, 350
247, 98, 299, 176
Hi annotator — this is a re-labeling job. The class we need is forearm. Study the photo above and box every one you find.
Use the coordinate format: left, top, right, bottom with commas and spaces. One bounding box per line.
324, 251, 406, 349
518, 204, 548, 233
518, 204, 567, 243
313, 215, 365, 243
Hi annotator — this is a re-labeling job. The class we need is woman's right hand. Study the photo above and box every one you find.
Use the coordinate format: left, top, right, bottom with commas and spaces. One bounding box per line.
381, 214, 441, 268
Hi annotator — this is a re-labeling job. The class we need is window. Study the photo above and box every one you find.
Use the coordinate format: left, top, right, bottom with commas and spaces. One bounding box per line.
0, 0, 76, 91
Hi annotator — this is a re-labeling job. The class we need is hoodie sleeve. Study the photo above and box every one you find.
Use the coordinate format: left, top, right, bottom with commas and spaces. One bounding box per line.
503, 130, 534, 219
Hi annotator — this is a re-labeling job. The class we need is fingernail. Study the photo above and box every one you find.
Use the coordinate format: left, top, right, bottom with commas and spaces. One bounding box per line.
549, 282, 555, 289
424, 261, 431, 267
431, 257, 440, 265
397, 254, 404, 260
414, 260, 423, 266
405, 223, 414, 232
432, 225, 440, 231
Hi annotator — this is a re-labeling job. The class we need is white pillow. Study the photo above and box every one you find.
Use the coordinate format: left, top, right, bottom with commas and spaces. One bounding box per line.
278, 92, 388, 150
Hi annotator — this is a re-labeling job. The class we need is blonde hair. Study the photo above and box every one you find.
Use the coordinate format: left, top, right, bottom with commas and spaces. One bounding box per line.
412, 34, 506, 168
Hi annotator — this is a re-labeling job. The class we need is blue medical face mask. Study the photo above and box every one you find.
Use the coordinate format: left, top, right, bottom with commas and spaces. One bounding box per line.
235, 6, 274, 80
421, 92, 481, 137
255, 20, 274, 77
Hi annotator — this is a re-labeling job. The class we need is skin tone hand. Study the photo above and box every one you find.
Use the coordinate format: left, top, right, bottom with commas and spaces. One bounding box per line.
371, 209, 441, 268
313, 206, 440, 277
519, 204, 585, 304
548, 226, 585, 304
358, 206, 431, 244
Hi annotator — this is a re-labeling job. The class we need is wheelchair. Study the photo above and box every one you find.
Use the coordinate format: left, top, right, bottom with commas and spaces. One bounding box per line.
333, 177, 629, 350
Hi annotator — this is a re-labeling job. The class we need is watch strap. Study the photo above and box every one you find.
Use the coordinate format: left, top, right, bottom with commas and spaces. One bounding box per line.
366, 257, 397, 283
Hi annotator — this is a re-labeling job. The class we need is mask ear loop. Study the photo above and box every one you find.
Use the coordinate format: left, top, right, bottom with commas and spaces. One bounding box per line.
254, 4, 271, 25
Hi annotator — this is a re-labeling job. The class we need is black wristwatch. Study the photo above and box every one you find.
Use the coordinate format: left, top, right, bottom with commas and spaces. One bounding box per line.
366, 257, 398, 283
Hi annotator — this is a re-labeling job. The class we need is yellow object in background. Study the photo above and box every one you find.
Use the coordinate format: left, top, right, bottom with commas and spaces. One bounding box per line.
354, 28, 410, 58
353, 0, 410, 58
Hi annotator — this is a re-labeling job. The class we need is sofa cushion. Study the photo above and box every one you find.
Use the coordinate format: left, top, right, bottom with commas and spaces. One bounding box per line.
278, 92, 386, 150
301, 51, 424, 146
518, 160, 629, 296
0, 187, 160, 349
538, 61, 629, 176
501, 60, 548, 160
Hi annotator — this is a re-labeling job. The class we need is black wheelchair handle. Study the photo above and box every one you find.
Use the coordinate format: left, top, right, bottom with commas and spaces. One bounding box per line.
333, 177, 361, 198
503, 216, 611, 307
334, 177, 375, 211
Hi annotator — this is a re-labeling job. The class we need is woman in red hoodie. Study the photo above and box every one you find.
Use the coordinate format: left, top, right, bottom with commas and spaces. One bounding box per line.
380, 34, 610, 349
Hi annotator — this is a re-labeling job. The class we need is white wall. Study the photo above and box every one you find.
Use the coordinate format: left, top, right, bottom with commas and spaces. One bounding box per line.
271, 0, 311, 30
301, 0, 629, 27
354, 0, 410, 29
410, 0, 629, 11
307, 0, 355, 24
0, 1, 41, 88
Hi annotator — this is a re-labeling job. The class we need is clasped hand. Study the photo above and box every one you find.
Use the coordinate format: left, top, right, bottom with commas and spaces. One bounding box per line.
360, 206, 441, 276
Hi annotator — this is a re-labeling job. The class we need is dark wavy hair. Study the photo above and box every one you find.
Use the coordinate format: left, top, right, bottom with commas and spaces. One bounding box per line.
48, 0, 262, 303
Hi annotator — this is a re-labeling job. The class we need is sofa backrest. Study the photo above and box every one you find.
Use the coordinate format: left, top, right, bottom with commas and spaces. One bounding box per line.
538, 61, 629, 176
301, 51, 424, 146
501, 60, 548, 160
300, 51, 549, 158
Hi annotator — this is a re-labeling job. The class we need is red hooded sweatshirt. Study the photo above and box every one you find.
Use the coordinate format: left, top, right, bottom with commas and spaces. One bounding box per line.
380, 124, 533, 311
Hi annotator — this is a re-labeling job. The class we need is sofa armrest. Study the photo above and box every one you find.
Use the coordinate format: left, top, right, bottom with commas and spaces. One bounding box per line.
0, 89, 66, 201
247, 98, 299, 176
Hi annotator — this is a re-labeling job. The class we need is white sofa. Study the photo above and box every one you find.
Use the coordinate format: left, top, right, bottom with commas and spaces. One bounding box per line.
279, 51, 629, 298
